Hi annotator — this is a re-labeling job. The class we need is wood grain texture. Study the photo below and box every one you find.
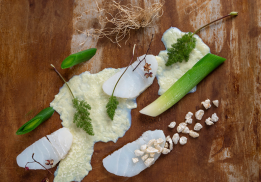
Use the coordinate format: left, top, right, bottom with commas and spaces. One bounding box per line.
0, 0, 260, 181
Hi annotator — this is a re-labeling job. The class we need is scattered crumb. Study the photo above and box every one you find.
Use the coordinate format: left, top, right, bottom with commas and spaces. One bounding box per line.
201, 99, 211, 109
213, 100, 219, 107
205, 117, 214, 125
179, 136, 187, 145
194, 123, 203, 131
168, 121, 176, 128
195, 110, 204, 120
189, 130, 199, 138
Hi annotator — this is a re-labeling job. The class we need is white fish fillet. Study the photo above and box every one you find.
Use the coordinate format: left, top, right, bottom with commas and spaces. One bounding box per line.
102, 54, 158, 99
16, 128, 73, 170
103, 130, 165, 177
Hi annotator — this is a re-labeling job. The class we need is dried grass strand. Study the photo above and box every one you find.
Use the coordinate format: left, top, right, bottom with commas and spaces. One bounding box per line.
75, 1, 164, 47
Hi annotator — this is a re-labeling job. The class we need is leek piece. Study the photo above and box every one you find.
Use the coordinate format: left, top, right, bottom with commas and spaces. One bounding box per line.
61, 48, 97, 69
16, 107, 55, 135
140, 53, 226, 117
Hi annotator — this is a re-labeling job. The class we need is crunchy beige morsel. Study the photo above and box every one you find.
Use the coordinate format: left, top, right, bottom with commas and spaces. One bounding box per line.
189, 130, 199, 138
168, 121, 176, 128
211, 113, 219, 122
205, 117, 214, 125
134, 149, 144, 156
172, 133, 179, 144
132, 158, 139, 163
185, 112, 193, 119
195, 110, 204, 120
179, 136, 187, 145
213, 100, 219, 107
182, 126, 190, 134
141, 154, 149, 161
185, 118, 193, 124
201, 99, 211, 109
166, 136, 173, 151
146, 147, 159, 153
144, 158, 155, 167
140, 144, 148, 152
194, 123, 203, 131
162, 148, 170, 154
177, 122, 187, 133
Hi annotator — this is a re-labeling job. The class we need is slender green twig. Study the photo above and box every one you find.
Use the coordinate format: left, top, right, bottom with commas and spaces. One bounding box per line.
51, 64, 75, 99
192, 12, 238, 36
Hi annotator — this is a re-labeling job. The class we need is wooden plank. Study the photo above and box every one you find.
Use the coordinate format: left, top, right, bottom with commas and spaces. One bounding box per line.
0, 0, 260, 181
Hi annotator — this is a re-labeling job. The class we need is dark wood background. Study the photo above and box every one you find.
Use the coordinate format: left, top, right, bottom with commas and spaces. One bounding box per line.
1, 0, 260, 181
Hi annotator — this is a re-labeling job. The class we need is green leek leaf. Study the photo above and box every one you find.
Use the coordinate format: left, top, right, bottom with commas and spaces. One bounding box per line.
140, 53, 226, 117
61, 48, 97, 69
16, 107, 55, 135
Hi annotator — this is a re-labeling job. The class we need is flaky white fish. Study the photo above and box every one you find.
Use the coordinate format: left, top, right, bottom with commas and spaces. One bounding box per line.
102, 54, 158, 99
16, 128, 73, 170
103, 130, 165, 177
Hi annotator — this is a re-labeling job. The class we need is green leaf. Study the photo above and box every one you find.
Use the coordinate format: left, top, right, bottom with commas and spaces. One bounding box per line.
106, 96, 119, 120
61, 48, 97, 69
72, 98, 94, 136
16, 107, 55, 135
166, 32, 196, 66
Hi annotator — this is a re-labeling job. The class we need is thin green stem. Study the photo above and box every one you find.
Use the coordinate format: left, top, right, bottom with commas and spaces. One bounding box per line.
112, 44, 136, 96
192, 12, 238, 36
51, 64, 75, 99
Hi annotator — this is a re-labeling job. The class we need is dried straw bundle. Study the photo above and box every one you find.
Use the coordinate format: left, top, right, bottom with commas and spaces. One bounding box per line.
76, 1, 164, 47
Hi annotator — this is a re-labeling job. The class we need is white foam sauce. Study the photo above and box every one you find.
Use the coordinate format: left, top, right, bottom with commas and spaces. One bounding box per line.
50, 69, 137, 182
156, 27, 210, 95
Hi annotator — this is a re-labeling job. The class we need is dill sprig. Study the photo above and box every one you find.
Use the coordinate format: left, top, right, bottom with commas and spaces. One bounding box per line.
106, 44, 136, 120
51, 64, 94, 135
166, 12, 238, 66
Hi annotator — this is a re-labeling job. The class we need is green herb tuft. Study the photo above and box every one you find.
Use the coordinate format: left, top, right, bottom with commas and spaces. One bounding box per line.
166, 32, 196, 66
73, 98, 94, 135
106, 96, 119, 120
51, 64, 94, 136
166, 12, 238, 66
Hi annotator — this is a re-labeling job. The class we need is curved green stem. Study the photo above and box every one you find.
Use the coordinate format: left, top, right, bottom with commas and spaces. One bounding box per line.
192, 12, 238, 36
51, 64, 75, 99
112, 44, 136, 96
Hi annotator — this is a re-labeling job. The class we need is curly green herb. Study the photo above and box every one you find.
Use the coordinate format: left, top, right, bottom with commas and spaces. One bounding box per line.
51, 64, 94, 135
166, 12, 238, 66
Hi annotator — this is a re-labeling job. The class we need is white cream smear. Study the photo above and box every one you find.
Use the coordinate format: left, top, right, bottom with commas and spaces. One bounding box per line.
156, 27, 210, 95
50, 69, 137, 182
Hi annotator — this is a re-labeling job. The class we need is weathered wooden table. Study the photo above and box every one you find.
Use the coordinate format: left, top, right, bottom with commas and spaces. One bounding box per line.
1, 0, 260, 181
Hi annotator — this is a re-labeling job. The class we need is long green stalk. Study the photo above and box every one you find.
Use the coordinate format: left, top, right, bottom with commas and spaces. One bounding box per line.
140, 53, 226, 117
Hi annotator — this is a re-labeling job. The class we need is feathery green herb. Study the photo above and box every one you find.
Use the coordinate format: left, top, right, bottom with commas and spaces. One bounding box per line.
106, 45, 136, 120
72, 98, 94, 135
166, 12, 238, 66
51, 64, 94, 135
106, 96, 119, 120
